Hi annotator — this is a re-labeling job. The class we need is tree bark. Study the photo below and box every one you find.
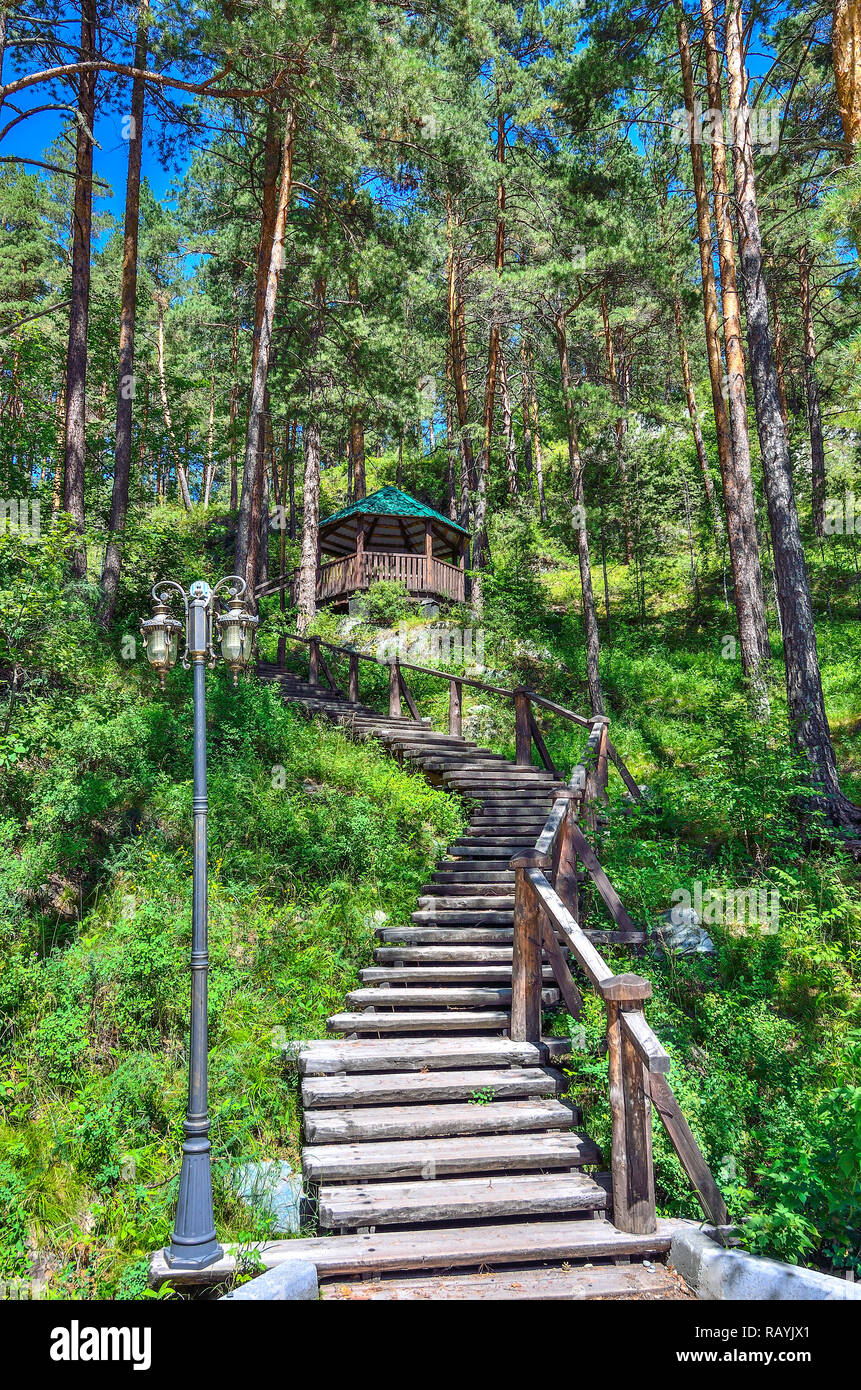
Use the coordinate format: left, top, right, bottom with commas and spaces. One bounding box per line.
445, 195, 474, 523
203, 354, 216, 505
63, 0, 97, 578
519, 334, 534, 489
228, 318, 239, 509
798, 244, 826, 536
156, 294, 192, 509
600, 293, 632, 564
296, 276, 326, 634
236, 107, 294, 588
833, 0, 861, 156
472, 108, 506, 607
673, 295, 722, 546
348, 269, 366, 498
556, 311, 604, 715
701, 0, 769, 667
675, 0, 770, 684
100, 10, 147, 624
727, 0, 859, 824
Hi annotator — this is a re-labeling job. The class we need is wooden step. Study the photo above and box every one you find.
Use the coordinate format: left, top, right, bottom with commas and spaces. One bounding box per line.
446, 844, 531, 859
302, 1065, 564, 1110
376, 927, 514, 944
150, 1218, 693, 1285
320, 1263, 686, 1301
303, 1097, 578, 1144
374, 946, 518, 963
422, 883, 514, 897
318, 1170, 611, 1228
360, 965, 544, 985
295, 1036, 543, 1075
344, 986, 556, 1009
416, 895, 516, 911
410, 910, 515, 927
432, 865, 516, 878
302, 1130, 600, 1182
326, 1009, 511, 1033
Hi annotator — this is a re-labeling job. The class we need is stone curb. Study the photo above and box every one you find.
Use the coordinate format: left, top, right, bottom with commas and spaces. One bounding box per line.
669, 1228, 860, 1301
219, 1261, 319, 1301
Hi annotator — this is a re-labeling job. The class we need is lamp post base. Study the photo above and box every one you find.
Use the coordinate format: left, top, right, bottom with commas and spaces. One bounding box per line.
163, 1239, 224, 1272
165, 1135, 223, 1271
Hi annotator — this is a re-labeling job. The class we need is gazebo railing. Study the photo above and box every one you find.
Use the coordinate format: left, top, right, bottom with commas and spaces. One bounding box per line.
259, 551, 465, 604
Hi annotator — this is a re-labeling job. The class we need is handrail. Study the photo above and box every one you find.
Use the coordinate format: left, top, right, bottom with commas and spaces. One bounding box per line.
510, 719, 729, 1235
265, 632, 644, 792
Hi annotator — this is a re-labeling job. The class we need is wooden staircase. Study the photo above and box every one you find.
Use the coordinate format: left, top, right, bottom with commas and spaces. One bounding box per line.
253, 665, 693, 1300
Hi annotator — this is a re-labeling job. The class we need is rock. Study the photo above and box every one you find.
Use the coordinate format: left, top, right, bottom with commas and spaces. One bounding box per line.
654, 908, 715, 955
302, 779, 326, 797
220, 1261, 318, 1301
234, 1160, 305, 1235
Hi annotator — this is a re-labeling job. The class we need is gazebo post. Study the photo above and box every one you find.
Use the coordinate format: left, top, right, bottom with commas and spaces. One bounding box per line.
355, 517, 366, 592
424, 520, 433, 592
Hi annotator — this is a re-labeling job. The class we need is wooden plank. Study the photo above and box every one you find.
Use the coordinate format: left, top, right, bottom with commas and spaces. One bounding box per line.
360, 966, 553, 985
303, 1097, 577, 1144
649, 1072, 729, 1226
522, 691, 591, 728
606, 738, 644, 801
318, 1170, 610, 1228
398, 669, 421, 721
302, 1065, 563, 1109
150, 1218, 695, 1286
620, 1009, 671, 1074
320, 1263, 685, 1301
534, 795, 570, 859
326, 1010, 511, 1033
373, 946, 517, 963
523, 869, 615, 993
302, 1131, 601, 1182
295, 1036, 542, 1075
511, 864, 544, 1044
449, 678, 463, 738
528, 708, 559, 777
567, 821, 641, 936
344, 985, 559, 1008
540, 917, 584, 1020
375, 927, 515, 944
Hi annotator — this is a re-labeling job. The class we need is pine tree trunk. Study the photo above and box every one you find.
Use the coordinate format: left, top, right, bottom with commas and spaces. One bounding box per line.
445, 354, 457, 520
156, 295, 191, 509
348, 270, 366, 498
798, 244, 826, 536
556, 312, 604, 715
100, 10, 146, 625
229, 319, 239, 509
673, 295, 722, 546
445, 196, 475, 520
727, 0, 859, 824
519, 335, 534, 490
296, 277, 326, 634
600, 294, 632, 564
833, 0, 861, 156
63, 0, 97, 578
675, 0, 770, 684
203, 356, 216, 505
530, 352, 547, 523
701, 0, 769, 669
236, 108, 294, 588
472, 112, 506, 608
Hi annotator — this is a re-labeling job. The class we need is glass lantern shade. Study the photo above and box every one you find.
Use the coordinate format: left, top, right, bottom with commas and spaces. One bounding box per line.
241, 622, 255, 664
146, 622, 168, 666
220, 615, 244, 664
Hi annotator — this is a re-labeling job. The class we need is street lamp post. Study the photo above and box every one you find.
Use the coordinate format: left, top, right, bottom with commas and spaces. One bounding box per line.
141, 576, 258, 1271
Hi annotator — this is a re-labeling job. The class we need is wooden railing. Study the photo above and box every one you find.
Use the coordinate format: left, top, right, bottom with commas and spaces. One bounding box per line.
267, 632, 639, 777
510, 720, 729, 1235
259, 551, 466, 604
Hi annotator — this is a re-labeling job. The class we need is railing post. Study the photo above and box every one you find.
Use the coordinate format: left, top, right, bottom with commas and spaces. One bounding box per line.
594, 716, 610, 804
388, 659, 401, 718
553, 795, 580, 922
514, 687, 532, 767
603, 973, 656, 1235
449, 677, 463, 738
348, 652, 359, 704
510, 855, 546, 1044
308, 637, 319, 688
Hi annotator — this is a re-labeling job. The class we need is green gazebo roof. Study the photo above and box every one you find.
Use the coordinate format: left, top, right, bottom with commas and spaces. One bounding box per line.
319, 486, 469, 558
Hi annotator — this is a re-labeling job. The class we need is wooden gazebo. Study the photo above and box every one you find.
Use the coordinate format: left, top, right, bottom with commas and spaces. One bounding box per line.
309, 486, 470, 607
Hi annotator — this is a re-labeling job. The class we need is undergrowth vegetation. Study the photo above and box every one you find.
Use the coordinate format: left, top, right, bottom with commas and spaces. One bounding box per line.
2, 501, 860, 1293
